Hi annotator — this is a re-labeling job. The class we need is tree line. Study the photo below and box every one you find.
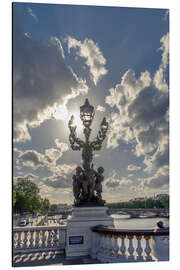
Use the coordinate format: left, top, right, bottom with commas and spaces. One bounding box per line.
13, 178, 59, 213
107, 195, 169, 209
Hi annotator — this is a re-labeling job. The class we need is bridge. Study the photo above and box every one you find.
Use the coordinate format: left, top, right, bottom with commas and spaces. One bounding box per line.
108, 208, 169, 218
13, 223, 169, 266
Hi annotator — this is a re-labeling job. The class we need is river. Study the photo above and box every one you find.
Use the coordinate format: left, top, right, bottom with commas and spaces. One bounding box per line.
111, 214, 169, 229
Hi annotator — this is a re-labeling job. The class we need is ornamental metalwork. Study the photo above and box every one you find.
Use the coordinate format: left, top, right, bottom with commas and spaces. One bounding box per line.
68, 99, 108, 206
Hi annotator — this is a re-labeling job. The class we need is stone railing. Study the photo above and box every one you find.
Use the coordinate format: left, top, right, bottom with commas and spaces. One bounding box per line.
13, 225, 67, 254
91, 225, 169, 263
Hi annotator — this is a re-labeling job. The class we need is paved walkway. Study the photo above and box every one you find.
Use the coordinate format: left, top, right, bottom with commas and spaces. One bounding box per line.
12, 251, 101, 267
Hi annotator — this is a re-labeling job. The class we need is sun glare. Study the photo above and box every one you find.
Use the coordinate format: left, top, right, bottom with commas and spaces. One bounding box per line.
72, 111, 83, 133
53, 105, 69, 120
53, 104, 83, 133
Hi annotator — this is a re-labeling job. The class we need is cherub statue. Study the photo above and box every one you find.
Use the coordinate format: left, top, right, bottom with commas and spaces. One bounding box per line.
72, 166, 83, 205
94, 167, 104, 201
81, 163, 95, 202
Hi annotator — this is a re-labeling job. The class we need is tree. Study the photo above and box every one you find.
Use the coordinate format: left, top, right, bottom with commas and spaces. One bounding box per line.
144, 198, 154, 208
159, 195, 169, 209
16, 178, 39, 196
14, 178, 44, 213
28, 194, 43, 212
13, 189, 17, 207
15, 190, 29, 212
42, 198, 50, 212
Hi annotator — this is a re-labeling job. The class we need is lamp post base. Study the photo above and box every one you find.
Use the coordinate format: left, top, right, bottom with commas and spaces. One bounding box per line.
65, 206, 114, 259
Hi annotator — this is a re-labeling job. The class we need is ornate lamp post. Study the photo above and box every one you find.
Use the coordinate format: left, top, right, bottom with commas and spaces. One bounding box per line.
68, 99, 108, 206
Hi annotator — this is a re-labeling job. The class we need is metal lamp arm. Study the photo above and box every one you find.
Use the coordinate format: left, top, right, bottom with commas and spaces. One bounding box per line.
68, 115, 85, 150
90, 117, 108, 151
69, 132, 84, 151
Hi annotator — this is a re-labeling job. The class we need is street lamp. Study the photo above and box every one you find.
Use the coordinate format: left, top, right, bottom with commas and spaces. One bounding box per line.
68, 99, 108, 206
80, 98, 95, 128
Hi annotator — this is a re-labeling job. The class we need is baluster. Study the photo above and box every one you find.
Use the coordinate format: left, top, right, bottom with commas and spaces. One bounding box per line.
23, 231, 29, 249
113, 235, 119, 258
102, 234, 106, 254
119, 235, 126, 260
35, 230, 40, 249
101, 234, 109, 262
127, 235, 135, 261
106, 234, 114, 258
47, 229, 53, 248
41, 230, 47, 248
104, 234, 109, 255
91, 232, 100, 259
13, 232, 17, 249
38, 230, 42, 248
136, 235, 144, 261
17, 231, 22, 249
99, 233, 111, 263
29, 230, 34, 248
144, 236, 152, 261
99, 233, 105, 255
53, 229, 58, 248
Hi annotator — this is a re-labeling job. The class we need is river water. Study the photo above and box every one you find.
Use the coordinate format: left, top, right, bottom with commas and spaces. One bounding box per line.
111, 214, 169, 230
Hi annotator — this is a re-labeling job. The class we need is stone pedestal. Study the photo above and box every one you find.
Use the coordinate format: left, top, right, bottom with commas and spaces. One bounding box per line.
65, 206, 114, 258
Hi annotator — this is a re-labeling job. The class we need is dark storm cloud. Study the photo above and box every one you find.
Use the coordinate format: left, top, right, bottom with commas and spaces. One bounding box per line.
128, 87, 169, 127
13, 7, 88, 142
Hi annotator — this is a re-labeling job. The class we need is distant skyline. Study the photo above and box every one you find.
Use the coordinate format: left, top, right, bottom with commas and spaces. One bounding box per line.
13, 3, 169, 204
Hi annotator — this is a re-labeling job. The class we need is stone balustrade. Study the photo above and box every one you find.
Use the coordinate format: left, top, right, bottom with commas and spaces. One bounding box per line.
91, 225, 169, 263
13, 225, 67, 254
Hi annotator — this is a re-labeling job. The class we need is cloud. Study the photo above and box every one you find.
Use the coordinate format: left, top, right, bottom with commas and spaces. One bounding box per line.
54, 139, 69, 152
27, 7, 38, 22
127, 164, 141, 171
139, 165, 169, 189
13, 13, 88, 142
50, 37, 65, 59
96, 105, 106, 112
104, 171, 132, 191
16, 144, 69, 170
42, 163, 76, 189
66, 37, 108, 85
153, 32, 169, 92
39, 183, 72, 204
45, 148, 65, 163
105, 32, 169, 172
16, 150, 46, 170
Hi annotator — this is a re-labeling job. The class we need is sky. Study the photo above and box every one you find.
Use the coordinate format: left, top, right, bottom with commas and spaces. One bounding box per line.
13, 2, 169, 204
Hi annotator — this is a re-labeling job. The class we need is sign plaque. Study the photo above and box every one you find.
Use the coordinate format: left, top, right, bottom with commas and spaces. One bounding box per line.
69, 235, 84, 245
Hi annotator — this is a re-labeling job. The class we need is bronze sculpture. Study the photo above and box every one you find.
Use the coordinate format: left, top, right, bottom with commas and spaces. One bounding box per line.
68, 99, 108, 206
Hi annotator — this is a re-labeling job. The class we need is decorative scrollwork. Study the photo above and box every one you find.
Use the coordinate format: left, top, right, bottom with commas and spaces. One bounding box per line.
90, 117, 109, 151
68, 99, 108, 206
68, 115, 84, 151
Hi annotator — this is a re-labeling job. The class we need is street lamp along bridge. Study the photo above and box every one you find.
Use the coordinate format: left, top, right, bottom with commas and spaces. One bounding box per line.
68, 98, 108, 207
